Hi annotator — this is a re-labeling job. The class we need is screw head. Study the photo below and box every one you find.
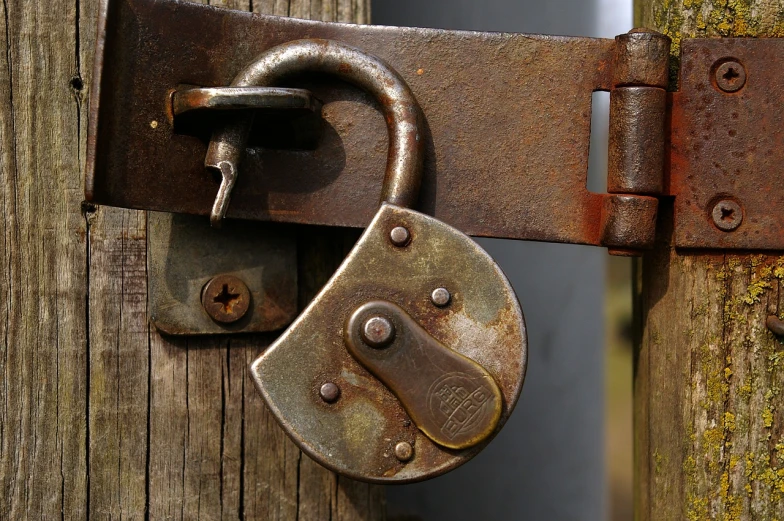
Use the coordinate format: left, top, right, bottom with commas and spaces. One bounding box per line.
394, 441, 414, 462
715, 61, 746, 93
767, 315, 784, 337
361, 315, 396, 348
319, 382, 341, 403
390, 226, 411, 247
201, 275, 251, 324
430, 287, 452, 307
711, 199, 743, 232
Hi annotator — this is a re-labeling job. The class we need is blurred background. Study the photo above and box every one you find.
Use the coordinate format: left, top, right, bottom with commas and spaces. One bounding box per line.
372, 1, 635, 520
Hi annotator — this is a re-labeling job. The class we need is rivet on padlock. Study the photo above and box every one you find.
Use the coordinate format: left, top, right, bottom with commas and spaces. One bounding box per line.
205, 39, 528, 483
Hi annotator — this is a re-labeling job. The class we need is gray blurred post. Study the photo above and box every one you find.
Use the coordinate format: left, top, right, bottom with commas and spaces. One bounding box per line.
372, 1, 610, 519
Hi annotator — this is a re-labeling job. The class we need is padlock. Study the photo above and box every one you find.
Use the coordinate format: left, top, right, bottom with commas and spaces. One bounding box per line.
205, 39, 528, 483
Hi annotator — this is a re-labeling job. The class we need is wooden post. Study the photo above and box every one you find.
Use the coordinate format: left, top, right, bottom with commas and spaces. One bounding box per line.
634, 2, 784, 519
0, 0, 382, 519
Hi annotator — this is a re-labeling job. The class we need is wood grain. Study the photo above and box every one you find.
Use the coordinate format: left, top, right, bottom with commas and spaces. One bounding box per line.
0, 0, 381, 518
0, 1, 89, 518
635, 3, 784, 518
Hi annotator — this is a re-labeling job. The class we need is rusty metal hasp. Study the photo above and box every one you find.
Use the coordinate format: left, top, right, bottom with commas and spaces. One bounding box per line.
87, 0, 784, 252
86, 0, 669, 253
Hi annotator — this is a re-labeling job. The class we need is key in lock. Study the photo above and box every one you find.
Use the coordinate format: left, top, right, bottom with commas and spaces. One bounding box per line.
206, 39, 528, 483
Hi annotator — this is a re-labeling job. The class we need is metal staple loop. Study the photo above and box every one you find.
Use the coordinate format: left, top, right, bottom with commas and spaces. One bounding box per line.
172, 86, 320, 115
767, 315, 784, 338
205, 38, 425, 227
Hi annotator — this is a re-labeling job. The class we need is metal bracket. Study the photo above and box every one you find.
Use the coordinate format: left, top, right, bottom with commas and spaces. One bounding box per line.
148, 212, 297, 335
669, 38, 784, 250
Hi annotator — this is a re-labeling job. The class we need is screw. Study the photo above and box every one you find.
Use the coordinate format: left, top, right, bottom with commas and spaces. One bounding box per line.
394, 441, 414, 462
431, 287, 452, 307
715, 61, 746, 93
201, 275, 251, 324
390, 226, 411, 247
319, 382, 341, 403
711, 199, 743, 232
767, 315, 784, 337
361, 315, 396, 348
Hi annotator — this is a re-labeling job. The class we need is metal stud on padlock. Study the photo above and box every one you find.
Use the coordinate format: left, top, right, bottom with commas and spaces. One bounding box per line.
206, 39, 528, 483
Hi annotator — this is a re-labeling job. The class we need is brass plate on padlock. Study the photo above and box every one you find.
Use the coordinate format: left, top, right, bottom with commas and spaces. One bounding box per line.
345, 301, 504, 450
251, 203, 527, 483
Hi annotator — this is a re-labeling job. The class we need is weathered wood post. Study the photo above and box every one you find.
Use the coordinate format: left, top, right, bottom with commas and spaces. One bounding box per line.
634, 2, 784, 519
0, 0, 383, 519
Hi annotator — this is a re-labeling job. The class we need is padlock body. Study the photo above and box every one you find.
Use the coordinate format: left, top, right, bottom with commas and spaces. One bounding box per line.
251, 203, 527, 483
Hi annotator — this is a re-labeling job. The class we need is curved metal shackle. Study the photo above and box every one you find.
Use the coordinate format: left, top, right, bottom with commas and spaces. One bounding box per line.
205, 39, 425, 227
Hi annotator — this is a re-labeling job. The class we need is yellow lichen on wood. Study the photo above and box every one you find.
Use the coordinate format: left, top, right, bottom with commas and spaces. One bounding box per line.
635, 242, 784, 520
641, 0, 784, 87
633, 3, 784, 519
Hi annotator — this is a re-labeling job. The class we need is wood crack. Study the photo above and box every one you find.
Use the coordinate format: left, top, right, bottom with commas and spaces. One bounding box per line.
144, 325, 151, 521
1, 0, 22, 512
238, 348, 245, 521
117, 210, 125, 516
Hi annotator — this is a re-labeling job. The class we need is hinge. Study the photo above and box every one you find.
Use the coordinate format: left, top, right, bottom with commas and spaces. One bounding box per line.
669, 38, 784, 250
85, 0, 784, 254
602, 30, 669, 255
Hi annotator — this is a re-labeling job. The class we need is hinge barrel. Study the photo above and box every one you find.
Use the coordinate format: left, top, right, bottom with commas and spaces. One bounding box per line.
608, 87, 666, 195
601, 30, 670, 254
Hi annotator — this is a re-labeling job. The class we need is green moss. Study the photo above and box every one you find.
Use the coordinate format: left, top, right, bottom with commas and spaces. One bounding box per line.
641, 1, 784, 517
688, 422, 697, 444
752, 452, 784, 501
739, 377, 753, 399
705, 367, 730, 406
724, 412, 736, 432
692, 301, 709, 318
769, 351, 783, 372
742, 266, 773, 305
763, 408, 774, 429
687, 494, 709, 521
706, 0, 759, 37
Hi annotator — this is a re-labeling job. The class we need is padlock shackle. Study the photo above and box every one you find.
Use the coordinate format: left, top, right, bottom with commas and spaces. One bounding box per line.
206, 39, 424, 226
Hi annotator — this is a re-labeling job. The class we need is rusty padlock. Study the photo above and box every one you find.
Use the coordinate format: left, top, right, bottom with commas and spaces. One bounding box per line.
206, 39, 528, 483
